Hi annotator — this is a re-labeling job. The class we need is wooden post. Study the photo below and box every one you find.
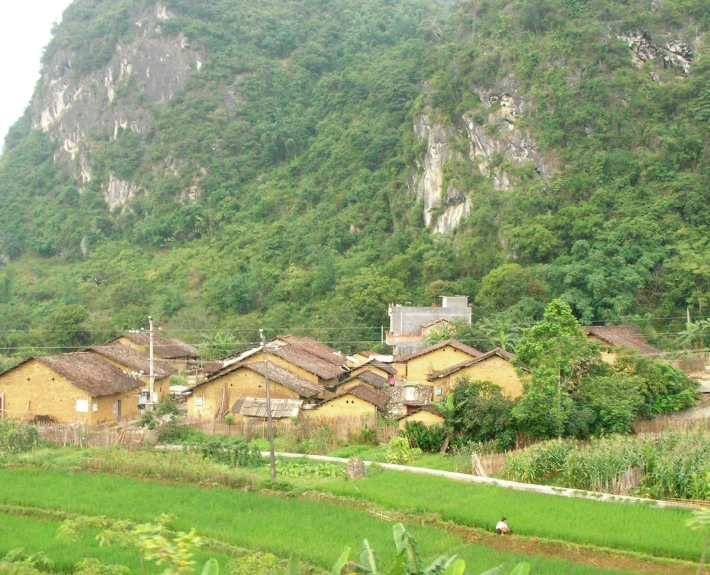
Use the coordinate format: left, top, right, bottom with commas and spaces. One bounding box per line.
0, 391, 4, 420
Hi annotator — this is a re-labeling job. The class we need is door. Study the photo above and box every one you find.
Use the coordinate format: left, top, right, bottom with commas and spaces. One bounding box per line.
116, 399, 122, 423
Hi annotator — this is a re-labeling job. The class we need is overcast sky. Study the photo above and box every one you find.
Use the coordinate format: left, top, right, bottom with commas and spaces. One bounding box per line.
0, 0, 75, 148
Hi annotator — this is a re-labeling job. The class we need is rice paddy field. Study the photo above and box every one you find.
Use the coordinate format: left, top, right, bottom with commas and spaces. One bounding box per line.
0, 466, 701, 575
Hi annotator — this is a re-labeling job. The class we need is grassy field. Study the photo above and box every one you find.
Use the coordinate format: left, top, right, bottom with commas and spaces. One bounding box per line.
307, 470, 701, 561
0, 468, 651, 575
0, 513, 235, 573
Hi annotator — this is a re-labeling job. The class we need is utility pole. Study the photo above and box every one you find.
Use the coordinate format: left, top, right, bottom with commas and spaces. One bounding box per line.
149, 316, 155, 408
260, 329, 277, 481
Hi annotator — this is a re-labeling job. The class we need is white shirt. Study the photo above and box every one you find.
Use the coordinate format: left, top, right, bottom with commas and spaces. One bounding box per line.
496, 521, 508, 531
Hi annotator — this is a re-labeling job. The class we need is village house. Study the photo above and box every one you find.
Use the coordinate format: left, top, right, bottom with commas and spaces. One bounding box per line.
397, 404, 445, 431
582, 325, 662, 364
426, 348, 526, 399
108, 333, 199, 370
227, 335, 349, 387
0, 353, 144, 424
187, 360, 324, 421
329, 370, 388, 394
304, 383, 390, 421
349, 359, 396, 381
88, 345, 176, 401
387, 384, 433, 418
393, 339, 483, 401
386, 296, 472, 356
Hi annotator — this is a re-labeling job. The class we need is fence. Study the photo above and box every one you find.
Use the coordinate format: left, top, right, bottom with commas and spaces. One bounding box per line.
633, 416, 710, 435
35, 423, 156, 449
188, 415, 397, 443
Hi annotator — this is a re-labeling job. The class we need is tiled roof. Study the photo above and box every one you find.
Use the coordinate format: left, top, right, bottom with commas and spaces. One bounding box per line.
427, 348, 519, 381
395, 339, 483, 363
240, 361, 324, 398
582, 326, 661, 357
363, 359, 396, 376
36, 353, 144, 397
348, 370, 388, 389
398, 404, 445, 420
321, 383, 391, 410
89, 346, 176, 379
278, 335, 346, 366
232, 397, 303, 418
267, 340, 346, 380
115, 333, 199, 359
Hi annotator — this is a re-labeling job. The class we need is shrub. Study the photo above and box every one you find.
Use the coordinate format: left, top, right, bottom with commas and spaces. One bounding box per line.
386, 436, 422, 464
275, 458, 346, 479
198, 437, 263, 468
0, 421, 39, 457
402, 422, 446, 453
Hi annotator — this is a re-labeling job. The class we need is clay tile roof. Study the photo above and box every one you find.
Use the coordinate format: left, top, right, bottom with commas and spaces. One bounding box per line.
398, 404, 445, 420
363, 359, 396, 376
582, 326, 661, 358
240, 361, 324, 398
89, 346, 177, 379
232, 397, 303, 418
427, 348, 520, 381
267, 341, 346, 380
36, 352, 144, 397
395, 339, 483, 363
278, 335, 346, 366
116, 333, 199, 359
322, 383, 391, 410
347, 370, 388, 389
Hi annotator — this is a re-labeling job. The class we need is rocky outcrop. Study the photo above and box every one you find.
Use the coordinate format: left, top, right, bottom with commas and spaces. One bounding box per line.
30, 1, 202, 210
105, 175, 139, 212
411, 77, 552, 234
618, 31, 694, 75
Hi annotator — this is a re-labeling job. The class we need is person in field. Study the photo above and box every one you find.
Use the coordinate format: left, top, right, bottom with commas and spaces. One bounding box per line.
495, 517, 512, 534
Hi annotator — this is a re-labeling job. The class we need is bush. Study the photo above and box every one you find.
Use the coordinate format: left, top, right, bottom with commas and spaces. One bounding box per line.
386, 436, 422, 464
198, 436, 263, 468
275, 458, 346, 479
0, 421, 39, 457
402, 422, 446, 453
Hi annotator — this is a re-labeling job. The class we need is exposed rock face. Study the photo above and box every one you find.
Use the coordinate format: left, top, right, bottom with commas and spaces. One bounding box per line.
618, 31, 694, 75
30, 1, 202, 210
105, 174, 139, 212
411, 77, 551, 234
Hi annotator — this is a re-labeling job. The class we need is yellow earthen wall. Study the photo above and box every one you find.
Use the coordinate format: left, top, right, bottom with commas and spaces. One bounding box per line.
89, 353, 170, 400
586, 336, 617, 364
442, 356, 524, 398
403, 346, 477, 383
304, 395, 377, 418
398, 410, 445, 431
187, 367, 299, 421
0, 360, 140, 424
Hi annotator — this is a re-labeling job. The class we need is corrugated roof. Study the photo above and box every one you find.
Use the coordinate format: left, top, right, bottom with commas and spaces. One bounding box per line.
426, 348, 519, 381
232, 397, 303, 419
395, 339, 483, 363
89, 346, 176, 378
582, 326, 662, 357
36, 353, 144, 397
321, 383, 390, 410
278, 335, 346, 366
115, 333, 199, 359
267, 341, 346, 380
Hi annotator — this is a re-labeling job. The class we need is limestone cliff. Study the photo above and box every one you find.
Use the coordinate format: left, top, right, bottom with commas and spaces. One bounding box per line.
31, 1, 201, 210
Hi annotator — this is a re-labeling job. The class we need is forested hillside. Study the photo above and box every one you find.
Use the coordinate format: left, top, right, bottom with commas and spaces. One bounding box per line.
0, 0, 708, 359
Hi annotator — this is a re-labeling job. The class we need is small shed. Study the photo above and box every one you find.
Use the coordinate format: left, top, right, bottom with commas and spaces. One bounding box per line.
397, 405, 445, 431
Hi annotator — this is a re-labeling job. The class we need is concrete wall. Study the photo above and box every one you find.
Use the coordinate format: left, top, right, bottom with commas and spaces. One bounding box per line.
0, 359, 139, 424
441, 355, 524, 398
388, 299, 471, 336
398, 410, 445, 431
187, 367, 300, 421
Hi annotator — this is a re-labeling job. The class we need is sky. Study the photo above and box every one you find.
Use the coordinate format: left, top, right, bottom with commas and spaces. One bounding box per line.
0, 0, 75, 147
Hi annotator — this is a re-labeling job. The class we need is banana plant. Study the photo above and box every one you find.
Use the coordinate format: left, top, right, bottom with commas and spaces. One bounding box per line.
333, 523, 530, 575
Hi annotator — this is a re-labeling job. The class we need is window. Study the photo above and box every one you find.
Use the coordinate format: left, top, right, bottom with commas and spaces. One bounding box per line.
195, 396, 204, 407
405, 387, 416, 401
92, 403, 98, 412
435, 387, 443, 397
76, 399, 89, 413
